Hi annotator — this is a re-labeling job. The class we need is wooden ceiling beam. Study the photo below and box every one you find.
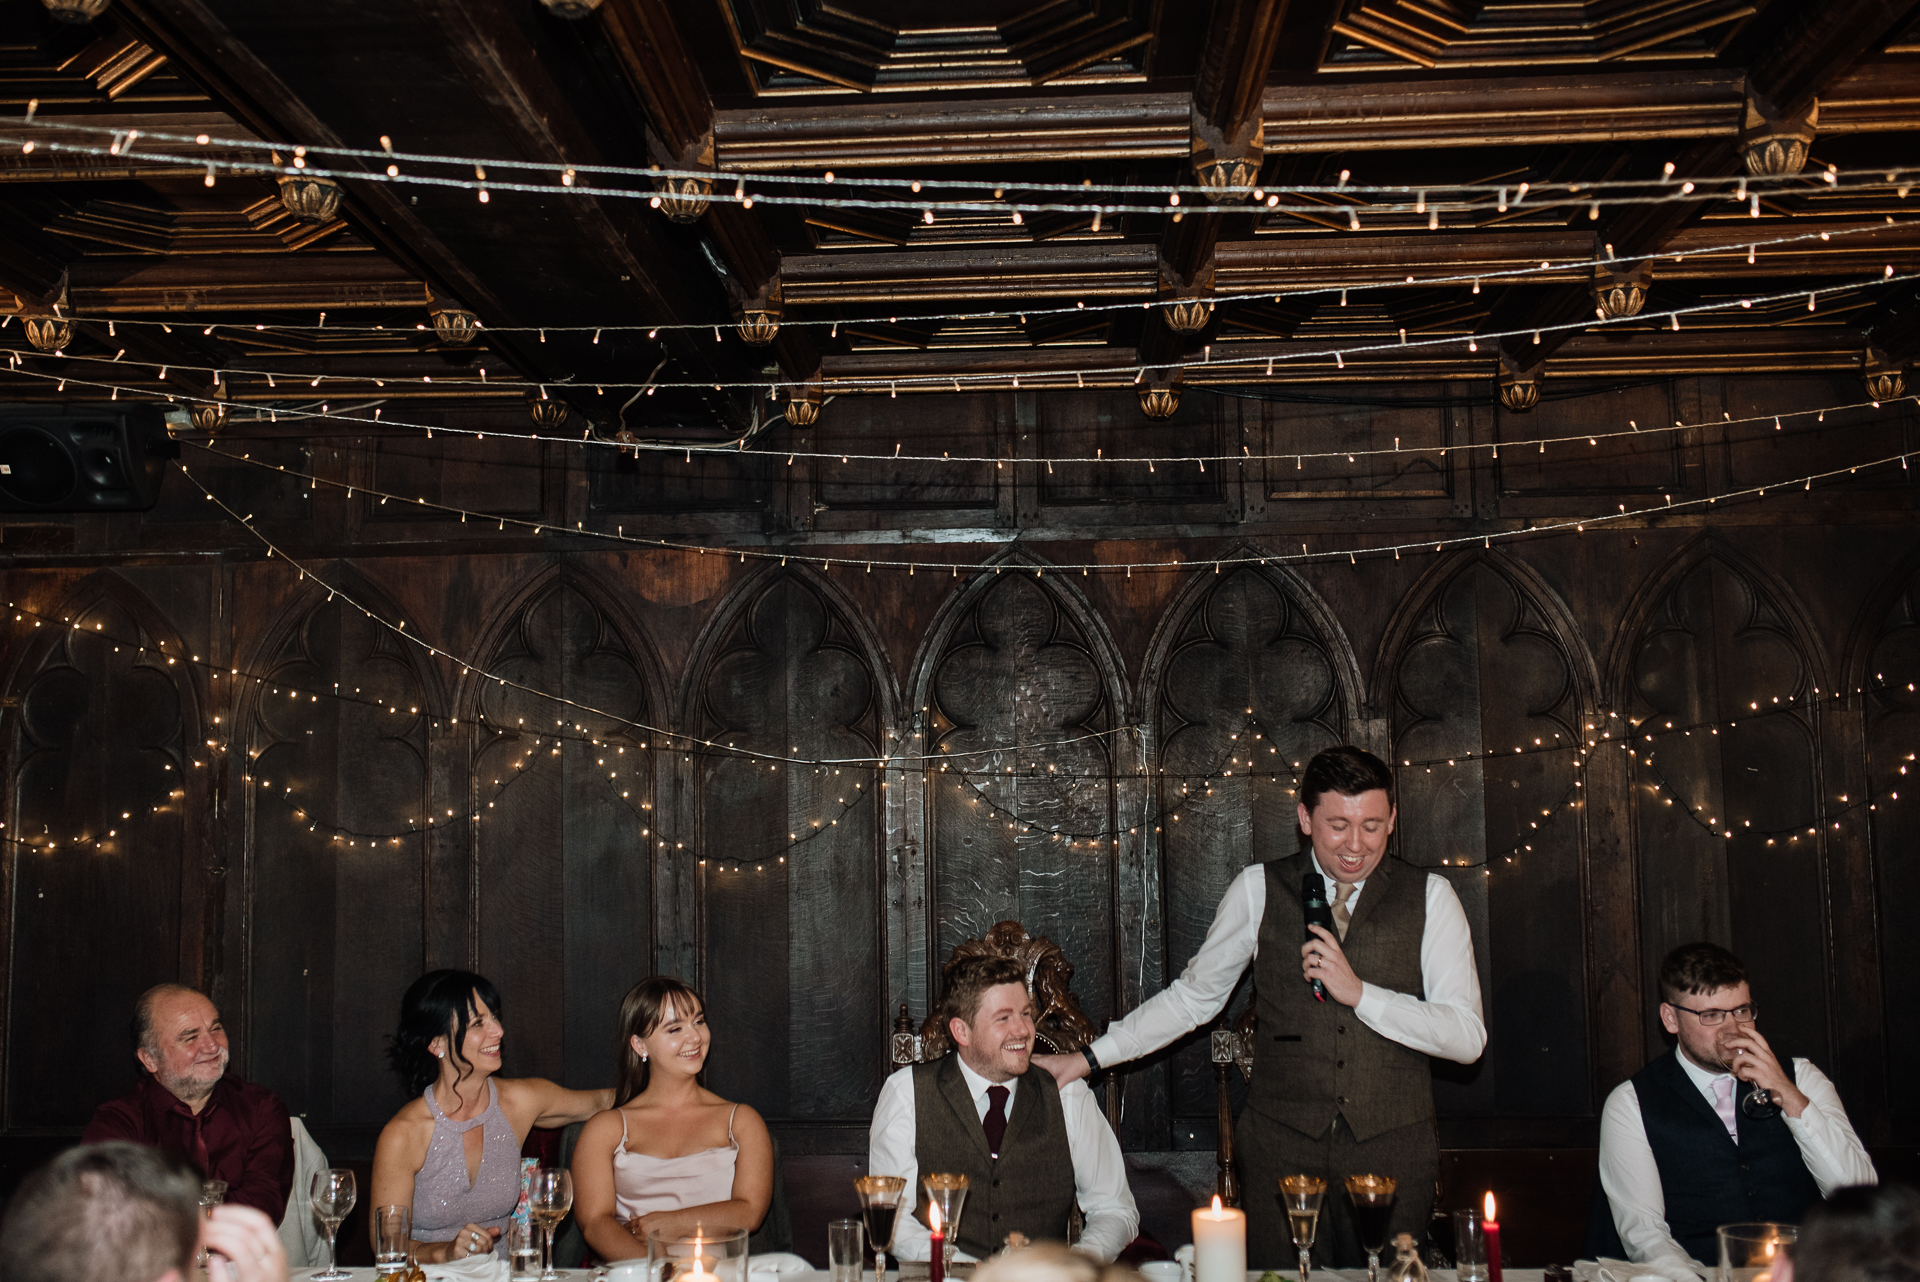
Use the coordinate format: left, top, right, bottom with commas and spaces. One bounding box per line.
53, 254, 431, 312
778, 221, 1920, 303
1748, 1, 1920, 117
710, 65, 1918, 171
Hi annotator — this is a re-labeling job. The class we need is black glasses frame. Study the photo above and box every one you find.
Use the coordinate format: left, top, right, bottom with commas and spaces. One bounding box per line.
1668, 1001, 1758, 1026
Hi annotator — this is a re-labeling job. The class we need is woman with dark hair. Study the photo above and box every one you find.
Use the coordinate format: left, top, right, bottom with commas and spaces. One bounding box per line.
370, 970, 613, 1263
571, 977, 773, 1262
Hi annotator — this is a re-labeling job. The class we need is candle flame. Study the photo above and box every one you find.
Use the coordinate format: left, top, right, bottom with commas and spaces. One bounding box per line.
1210, 1196, 1224, 1218
1766, 1242, 1776, 1259
1485, 1192, 1497, 1219
930, 1203, 942, 1233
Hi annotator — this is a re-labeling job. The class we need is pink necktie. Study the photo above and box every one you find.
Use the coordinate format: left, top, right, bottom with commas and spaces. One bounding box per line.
1713, 1076, 1739, 1143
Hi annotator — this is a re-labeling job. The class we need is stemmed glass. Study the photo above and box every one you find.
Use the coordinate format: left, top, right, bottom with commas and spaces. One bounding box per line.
1344, 1175, 1398, 1282
310, 1167, 357, 1282
855, 1175, 906, 1282
1279, 1174, 1326, 1282
922, 1174, 970, 1277
529, 1167, 573, 1282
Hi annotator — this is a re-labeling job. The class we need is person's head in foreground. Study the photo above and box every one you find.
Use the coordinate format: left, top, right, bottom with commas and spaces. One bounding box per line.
1780, 1183, 1920, 1282
0, 1141, 199, 1282
941, 954, 1035, 1083
970, 1242, 1141, 1282
1657, 941, 1755, 1071
1297, 745, 1397, 883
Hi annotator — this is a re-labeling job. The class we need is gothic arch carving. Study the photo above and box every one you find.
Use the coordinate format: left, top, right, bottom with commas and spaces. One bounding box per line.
910, 549, 1130, 1032
2, 570, 203, 1129
460, 563, 662, 1089
681, 563, 891, 1123
1376, 548, 1594, 1117
1607, 534, 1830, 1068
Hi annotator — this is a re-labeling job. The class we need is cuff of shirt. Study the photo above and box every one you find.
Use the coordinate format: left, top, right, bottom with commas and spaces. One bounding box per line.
1088, 1033, 1124, 1069
1352, 982, 1388, 1027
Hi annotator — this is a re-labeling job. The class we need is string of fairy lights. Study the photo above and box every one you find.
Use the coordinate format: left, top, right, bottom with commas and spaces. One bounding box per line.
10, 576, 1907, 875
10, 221, 1906, 348
7, 110, 1911, 221
7, 255, 1915, 411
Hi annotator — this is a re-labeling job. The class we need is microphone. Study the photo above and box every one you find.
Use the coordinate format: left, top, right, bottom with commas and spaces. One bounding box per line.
1303, 871, 1334, 1003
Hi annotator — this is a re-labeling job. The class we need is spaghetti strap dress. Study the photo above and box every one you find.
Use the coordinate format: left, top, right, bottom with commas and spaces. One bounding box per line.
612, 1103, 740, 1223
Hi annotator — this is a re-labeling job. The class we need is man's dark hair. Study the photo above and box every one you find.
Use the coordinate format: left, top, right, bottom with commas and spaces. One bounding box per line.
1299, 746, 1396, 814
939, 956, 1029, 1034
1658, 941, 1748, 1005
1792, 1184, 1920, 1282
130, 983, 202, 1059
0, 1141, 200, 1282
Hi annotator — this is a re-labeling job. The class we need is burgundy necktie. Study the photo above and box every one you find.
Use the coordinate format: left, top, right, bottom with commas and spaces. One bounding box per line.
191, 1113, 211, 1177
983, 1086, 1009, 1159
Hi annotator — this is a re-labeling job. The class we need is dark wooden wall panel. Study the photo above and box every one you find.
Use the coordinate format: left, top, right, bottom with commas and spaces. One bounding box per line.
5, 587, 198, 1128
1863, 562, 1920, 1120
247, 596, 428, 1128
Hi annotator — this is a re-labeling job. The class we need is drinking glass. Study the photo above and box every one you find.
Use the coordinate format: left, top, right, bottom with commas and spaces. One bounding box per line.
310, 1168, 357, 1282
373, 1204, 412, 1275
1279, 1175, 1326, 1282
829, 1219, 866, 1282
509, 1219, 539, 1280
1453, 1207, 1489, 1282
922, 1173, 970, 1275
1345, 1175, 1398, 1282
854, 1175, 907, 1282
529, 1167, 574, 1282
194, 1181, 227, 1266
1718, 1223, 1798, 1282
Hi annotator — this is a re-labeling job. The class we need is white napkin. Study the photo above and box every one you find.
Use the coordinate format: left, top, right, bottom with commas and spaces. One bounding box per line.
1574, 1257, 1707, 1282
422, 1253, 511, 1282
749, 1253, 815, 1276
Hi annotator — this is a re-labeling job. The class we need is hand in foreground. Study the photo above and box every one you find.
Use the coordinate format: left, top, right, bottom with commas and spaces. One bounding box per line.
448, 1222, 501, 1261
1301, 924, 1363, 1007
1723, 1025, 1808, 1116
1029, 1052, 1089, 1089
202, 1204, 289, 1282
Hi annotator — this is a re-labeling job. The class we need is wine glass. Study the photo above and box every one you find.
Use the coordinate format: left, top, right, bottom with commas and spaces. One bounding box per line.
310, 1167, 357, 1281
1345, 1175, 1398, 1282
529, 1167, 573, 1282
922, 1173, 970, 1276
854, 1175, 906, 1282
1279, 1175, 1326, 1282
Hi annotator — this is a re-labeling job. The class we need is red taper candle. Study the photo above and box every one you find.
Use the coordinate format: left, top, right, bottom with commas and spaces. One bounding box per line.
1483, 1192, 1503, 1282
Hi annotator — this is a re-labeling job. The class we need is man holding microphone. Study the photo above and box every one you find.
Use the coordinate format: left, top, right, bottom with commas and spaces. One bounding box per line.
1034, 746, 1485, 1267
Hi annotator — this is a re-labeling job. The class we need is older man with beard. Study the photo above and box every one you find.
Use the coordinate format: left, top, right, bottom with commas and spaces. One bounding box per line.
83, 984, 294, 1222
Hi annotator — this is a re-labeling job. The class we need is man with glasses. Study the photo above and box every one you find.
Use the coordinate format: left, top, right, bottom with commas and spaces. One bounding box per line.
1591, 942, 1876, 1279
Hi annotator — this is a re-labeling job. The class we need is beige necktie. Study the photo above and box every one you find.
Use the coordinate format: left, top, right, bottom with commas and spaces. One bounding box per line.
1332, 882, 1356, 941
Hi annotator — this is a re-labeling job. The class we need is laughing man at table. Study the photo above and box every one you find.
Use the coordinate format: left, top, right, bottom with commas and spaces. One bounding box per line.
1033, 745, 1485, 1269
82, 983, 294, 1223
868, 954, 1139, 1263
1592, 942, 1877, 1280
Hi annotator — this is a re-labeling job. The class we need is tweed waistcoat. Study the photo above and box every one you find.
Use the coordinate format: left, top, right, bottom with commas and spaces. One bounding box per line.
911, 1056, 1077, 1258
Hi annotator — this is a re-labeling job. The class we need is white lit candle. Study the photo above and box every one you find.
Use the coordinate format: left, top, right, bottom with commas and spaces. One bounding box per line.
1192, 1196, 1246, 1282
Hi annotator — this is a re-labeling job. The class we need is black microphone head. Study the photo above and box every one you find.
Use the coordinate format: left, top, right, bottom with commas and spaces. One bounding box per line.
1303, 869, 1328, 905
1303, 869, 1335, 929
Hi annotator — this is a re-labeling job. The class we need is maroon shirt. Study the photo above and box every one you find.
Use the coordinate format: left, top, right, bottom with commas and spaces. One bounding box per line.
82, 1071, 294, 1222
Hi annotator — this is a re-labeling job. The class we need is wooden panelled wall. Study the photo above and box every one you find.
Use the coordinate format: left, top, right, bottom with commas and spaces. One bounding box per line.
1, 373, 1915, 1159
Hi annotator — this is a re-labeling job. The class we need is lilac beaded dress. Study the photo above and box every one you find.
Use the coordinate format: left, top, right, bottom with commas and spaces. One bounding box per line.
411, 1079, 521, 1257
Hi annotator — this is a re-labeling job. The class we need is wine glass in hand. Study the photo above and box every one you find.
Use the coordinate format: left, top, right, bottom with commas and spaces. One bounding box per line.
528, 1167, 573, 1282
310, 1168, 357, 1281
1279, 1175, 1326, 1282
1344, 1175, 1398, 1282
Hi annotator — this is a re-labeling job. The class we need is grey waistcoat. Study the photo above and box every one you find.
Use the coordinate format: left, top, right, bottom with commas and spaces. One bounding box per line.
1249, 850, 1433, 1141
911, 1055, 1077, 1257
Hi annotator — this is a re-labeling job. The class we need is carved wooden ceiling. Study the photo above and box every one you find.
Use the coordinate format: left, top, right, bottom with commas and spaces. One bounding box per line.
0, 0, 1907, 438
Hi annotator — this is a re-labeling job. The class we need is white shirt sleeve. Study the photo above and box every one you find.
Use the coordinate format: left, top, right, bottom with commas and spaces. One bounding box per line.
1350, 874, 1487, 1064
1059, 1079, 1141, 1262
1598, 1080, 1709, 1282
867, 1067, 928, 1261
1784, 1059, 1878, 1193
1088, 866, 1264, 1068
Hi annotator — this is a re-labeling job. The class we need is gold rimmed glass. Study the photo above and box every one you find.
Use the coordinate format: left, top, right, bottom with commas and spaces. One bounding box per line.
855, 1175, 907, 1282
1344, 1175, 1397, 1282
922, 1174, 970, 1276
1279, 1175, 1326, 1282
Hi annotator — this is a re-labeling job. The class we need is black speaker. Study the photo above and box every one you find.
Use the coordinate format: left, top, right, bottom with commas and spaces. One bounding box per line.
0, 404, 172, 512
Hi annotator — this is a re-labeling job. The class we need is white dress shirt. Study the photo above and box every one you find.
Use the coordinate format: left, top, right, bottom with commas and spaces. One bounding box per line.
1599, 1048, 1878, 1281
867, 1055, 1140, 1263
1089, 861, 1487, 1070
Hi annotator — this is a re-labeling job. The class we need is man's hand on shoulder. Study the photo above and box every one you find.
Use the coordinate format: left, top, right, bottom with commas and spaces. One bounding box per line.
1030, 1053, 1089, 1089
